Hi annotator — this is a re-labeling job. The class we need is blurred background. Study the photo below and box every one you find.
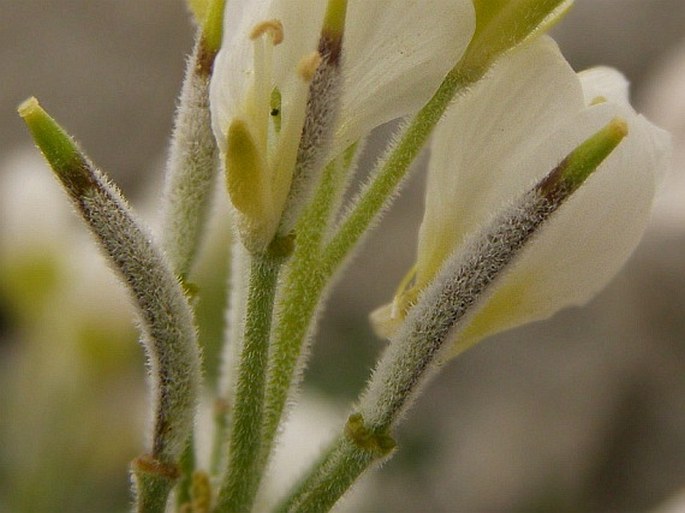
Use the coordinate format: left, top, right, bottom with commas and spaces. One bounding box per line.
1, 1, 684, 512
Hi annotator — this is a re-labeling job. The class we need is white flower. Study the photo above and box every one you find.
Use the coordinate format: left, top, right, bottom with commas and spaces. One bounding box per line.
372, 36, 671, 358
209, 0, 475, 250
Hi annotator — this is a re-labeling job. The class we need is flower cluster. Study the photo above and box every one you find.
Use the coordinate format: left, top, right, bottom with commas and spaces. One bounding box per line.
18, 1, 670, 512
209, 0, 668, 360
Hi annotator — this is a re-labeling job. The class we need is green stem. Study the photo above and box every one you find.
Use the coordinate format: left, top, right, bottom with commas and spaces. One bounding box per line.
275, 436, 374, 513
260, 154, 353, 473
320, 63, 485, 275
215, 250, 282, 513
131, 455, 180, 513
210, 240, 247, 480
175, 439, 195, 510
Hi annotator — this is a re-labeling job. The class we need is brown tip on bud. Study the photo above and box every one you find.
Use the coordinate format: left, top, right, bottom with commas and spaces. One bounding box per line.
297, 51, 323, 82
196, 39, 218, 77
537, 117, 629, 202
320, 0, 347, 64
250, 19, 284, 45
319, 33, 343, 66
18, 96, 96, 197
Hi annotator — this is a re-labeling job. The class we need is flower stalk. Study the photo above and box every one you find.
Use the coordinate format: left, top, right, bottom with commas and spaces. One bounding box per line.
261, 153, 354, 470
320, 63, 486, 275
215, 238, 291, 513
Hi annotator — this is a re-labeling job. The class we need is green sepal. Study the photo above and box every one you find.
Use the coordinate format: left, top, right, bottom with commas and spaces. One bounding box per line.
202, 0, 226, 53
323, 0, 348, 37
463, 0, 573, 69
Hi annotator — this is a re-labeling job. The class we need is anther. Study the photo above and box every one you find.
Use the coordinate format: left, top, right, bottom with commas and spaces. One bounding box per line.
250, 19, 284, 45
297, 51, 323, 82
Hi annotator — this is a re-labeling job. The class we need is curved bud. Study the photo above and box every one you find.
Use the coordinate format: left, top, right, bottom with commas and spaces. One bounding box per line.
19, 98, 203, 509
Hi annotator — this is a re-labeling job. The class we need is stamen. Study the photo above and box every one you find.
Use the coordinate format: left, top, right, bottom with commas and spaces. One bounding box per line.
590, 96, 607, 106
250, 19, 284, 45
297, 51, 323, 82
250, 19, 283, 150
267, 54, 319, 210
391, 266, 418, 319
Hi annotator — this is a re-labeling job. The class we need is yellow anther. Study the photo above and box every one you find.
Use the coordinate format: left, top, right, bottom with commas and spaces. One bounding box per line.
250, 19, 284, 45
297, 51, 322, 82
590, 95, 608, 106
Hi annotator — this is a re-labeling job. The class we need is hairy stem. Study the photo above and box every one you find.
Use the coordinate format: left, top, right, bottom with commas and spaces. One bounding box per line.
321, 64, 485, 275
260, 153, 353, 474
215, 249, 282, 513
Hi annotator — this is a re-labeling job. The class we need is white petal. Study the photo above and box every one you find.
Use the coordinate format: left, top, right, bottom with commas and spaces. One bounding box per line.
210, 0, 269, 152
579, 66, 630, 107
268, 1, 327, 127
416, 37, 583, 287
578, 67, 671, 186
334, 0, 476, 149
448, 103, 669, 356
209, 0, 326, 153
